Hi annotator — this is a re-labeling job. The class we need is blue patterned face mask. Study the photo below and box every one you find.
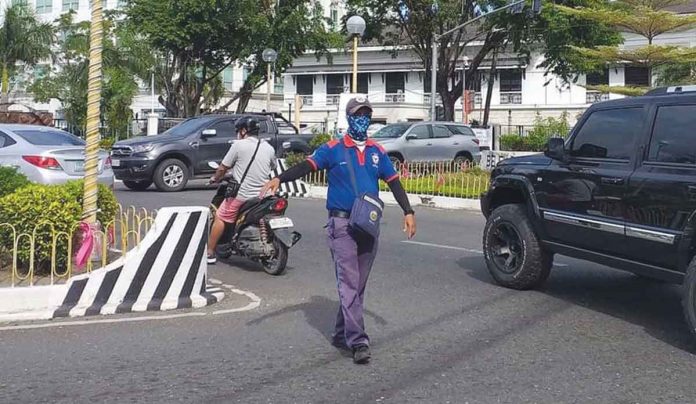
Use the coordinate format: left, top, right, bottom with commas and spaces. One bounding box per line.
347, 115, 371, 141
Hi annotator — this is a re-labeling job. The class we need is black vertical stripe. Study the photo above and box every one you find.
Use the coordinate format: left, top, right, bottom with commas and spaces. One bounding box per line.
178, 221, 208, 309
53, 278, 88, 318
116, 214, 177, 313
148, 212, 202, 311
84, 266, 123, 316
290, 180, 299, 195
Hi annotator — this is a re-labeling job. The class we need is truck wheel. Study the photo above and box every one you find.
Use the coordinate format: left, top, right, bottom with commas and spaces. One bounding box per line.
388, 154, 403, 172
153, 159, 189, 192
123, 180, 152, 191
483, 204, 552, 290
681, 256, 696, 339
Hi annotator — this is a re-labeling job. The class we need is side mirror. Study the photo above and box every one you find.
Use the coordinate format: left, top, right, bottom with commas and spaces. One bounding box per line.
544, 137, 566, 161
201, 129, 217, 138
405, 134, 418, 141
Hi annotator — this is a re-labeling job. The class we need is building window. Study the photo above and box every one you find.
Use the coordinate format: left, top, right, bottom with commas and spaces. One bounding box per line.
330, 7, 338, 25
35, 0, 52, 13
296, 75, 313, 95
386, 72, 405, 94
625, 66, 650, 87
326, 74, 343, 105
222, 67, 234, 91
63, 0, 79, 12
274, 76, 284, 94
586, 69, 610, 103
350, 73, 368, 94
242, 66, 251, 82
499, 70, 522, 104
12, 0, 28, 6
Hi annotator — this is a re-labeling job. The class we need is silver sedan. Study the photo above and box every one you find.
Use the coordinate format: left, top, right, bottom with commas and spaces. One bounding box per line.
0, 124, 114, 187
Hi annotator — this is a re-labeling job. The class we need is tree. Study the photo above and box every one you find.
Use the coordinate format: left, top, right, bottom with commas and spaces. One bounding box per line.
125, 0, 339, 117
0, 3, 53, 105
346, 0, 621, 121
30, 12, 144, 138
216, 0, 342, 113
558, 0, 696, 95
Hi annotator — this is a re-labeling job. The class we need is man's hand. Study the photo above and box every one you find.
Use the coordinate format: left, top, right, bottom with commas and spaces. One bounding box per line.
260, 178, 281, 197
403, 214, 416, 239
208, 176, 219, 185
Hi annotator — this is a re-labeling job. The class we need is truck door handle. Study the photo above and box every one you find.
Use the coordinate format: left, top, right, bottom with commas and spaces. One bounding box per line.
601, 177, 624, 185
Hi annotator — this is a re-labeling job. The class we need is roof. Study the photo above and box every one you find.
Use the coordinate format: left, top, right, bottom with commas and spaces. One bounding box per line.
0, 124, 64, 131
665, 0, 696, 14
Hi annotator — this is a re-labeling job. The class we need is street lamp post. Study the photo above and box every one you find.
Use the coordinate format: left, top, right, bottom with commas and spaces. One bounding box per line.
346, 16, 366, 93
462, 55, 469, 124
262, 48, 278, 112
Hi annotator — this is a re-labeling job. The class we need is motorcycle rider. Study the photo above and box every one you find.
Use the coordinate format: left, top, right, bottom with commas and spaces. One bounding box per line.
207, 116, 277, 264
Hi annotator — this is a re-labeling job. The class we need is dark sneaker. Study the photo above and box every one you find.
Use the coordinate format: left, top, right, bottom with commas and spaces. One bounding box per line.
207, 253, 217, 265
352, 345, 371, 365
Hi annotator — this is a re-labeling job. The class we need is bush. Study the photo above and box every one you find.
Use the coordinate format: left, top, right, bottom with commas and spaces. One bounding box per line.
99, 137, 116, 150
0, 166, 30, 197
0, 181, 120, 273
500, 112, 571, 152
284, 152, 307, 168
309, 133, 332, 150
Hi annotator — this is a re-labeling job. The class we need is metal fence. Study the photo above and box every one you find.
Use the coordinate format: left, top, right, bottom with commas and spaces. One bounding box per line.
304, 161, 490, 200
0, 205, 158, 287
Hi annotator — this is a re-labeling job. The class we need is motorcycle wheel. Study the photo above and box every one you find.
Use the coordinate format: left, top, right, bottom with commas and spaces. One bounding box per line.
261, 238, 288, 276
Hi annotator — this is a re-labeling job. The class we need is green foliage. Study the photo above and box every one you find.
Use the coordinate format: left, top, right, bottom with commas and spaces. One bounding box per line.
308, 133, 332, 150
0, 181, 119, 272
99, 137, 116, 150
284, 152, 307, 168
586, 84, 648, 97
347, 0, 619, 121
30, 13, 140, 135
501, 113, 571, 152
0, 166, 29, 197
655, 62, 696, 86
0, 3, 54, 98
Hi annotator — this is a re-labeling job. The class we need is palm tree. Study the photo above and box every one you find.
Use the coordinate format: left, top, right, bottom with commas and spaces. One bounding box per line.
0, 3, 53, 105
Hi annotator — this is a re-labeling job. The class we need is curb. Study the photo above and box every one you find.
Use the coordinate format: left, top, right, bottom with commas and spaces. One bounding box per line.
0, 206, 224, 323
305, 186, 481, 211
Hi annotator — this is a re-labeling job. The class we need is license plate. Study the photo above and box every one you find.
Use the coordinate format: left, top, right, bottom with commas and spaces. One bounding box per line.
74, 161, 85, 172
111, 159, 120, 167
269, 217, 293, 229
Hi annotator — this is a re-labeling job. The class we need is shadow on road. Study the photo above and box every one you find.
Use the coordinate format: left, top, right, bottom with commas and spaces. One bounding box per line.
457, 255, 696, 354
246, 295, 388, 344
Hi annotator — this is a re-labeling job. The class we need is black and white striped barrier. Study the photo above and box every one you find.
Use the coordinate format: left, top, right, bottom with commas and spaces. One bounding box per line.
0, 207, 224, 322
274, 159, 309, 198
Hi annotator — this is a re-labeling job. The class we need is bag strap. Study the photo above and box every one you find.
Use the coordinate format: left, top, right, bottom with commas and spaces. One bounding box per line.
238, 138, 262, 185
343, 146, 360, 196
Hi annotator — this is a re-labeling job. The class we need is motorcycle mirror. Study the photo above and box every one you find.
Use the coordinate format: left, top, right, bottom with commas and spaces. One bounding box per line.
209, 161, 220, 169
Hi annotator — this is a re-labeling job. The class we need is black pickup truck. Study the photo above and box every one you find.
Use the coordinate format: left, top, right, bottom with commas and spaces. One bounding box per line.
258, 112, 317, 156
111, 113, 317, 192
480, 85, 696, 340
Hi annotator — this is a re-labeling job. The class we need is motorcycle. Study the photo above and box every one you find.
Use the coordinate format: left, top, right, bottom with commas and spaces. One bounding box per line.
208, 162, 301, 275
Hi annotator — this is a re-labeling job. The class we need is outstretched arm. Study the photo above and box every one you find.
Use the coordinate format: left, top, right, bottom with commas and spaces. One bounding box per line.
260, 160, 315, 196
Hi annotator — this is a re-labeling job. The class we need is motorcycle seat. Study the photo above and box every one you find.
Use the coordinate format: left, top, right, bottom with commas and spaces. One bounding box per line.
239, 198, 261, 214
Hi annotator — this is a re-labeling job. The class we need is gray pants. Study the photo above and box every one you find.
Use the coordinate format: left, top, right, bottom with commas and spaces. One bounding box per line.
327, 217, 378, 348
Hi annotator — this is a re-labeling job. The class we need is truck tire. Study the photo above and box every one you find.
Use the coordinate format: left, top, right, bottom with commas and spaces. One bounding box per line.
153, 158, 189, 192
123, 180, 152, 191
681, 256, 696, 339
483, 204, 552, 290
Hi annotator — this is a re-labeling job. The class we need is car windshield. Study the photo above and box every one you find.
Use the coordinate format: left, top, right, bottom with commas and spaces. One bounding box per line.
14, 129, 85, 146
162, 117, 215, 136
372, 124, 411, 139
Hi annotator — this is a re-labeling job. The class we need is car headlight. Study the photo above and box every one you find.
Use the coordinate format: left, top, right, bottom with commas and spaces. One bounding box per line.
132, 144, 155, 154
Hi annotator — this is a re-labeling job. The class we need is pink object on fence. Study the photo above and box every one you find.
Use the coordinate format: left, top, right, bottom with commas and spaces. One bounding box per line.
75, 222, 101, 271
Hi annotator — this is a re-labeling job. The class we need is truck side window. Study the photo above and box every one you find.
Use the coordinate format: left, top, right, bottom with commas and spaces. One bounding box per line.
209, 120, 236, 138
648, 105, 696, 165
570, 107, 643, 160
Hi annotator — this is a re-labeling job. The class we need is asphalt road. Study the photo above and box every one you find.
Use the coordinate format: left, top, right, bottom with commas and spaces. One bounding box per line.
2, 182, 696, 403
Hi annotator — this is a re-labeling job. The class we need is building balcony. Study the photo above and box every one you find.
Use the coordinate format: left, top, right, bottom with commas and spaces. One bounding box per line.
326, 94, 340, 106
500, 92, 522, 105
299, 95, 313, 107
586, 91, 610, 104
385, 93, 406, 103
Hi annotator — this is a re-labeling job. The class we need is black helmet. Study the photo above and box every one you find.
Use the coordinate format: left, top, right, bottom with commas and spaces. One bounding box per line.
235, 116, 260, 136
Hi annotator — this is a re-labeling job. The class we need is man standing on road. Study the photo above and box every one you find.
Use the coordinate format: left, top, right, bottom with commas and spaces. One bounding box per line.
260, 96, 417, 365
207, 116, 276, 264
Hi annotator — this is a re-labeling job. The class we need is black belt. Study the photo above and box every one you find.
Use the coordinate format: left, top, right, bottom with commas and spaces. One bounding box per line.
329, 210, 350, 219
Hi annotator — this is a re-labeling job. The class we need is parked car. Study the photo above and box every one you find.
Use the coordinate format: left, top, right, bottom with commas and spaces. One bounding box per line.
0, 124, 113, 186
371, 121, 481, 167
480, 85, 696, 340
